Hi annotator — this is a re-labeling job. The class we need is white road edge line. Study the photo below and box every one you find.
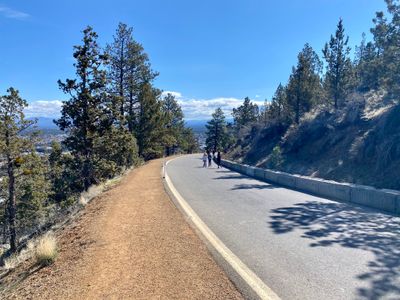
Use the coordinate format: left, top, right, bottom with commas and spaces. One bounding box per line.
164, 157, 281, 300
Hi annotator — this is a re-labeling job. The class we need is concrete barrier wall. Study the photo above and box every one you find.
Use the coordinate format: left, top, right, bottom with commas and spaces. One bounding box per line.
221, 159, 400, 215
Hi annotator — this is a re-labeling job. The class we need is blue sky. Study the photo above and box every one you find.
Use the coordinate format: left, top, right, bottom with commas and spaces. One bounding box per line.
0, 0, 387, 120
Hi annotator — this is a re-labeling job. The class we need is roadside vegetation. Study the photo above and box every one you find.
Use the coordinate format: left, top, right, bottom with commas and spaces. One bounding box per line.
0, 23, 199, 259
205, 0, 400, 190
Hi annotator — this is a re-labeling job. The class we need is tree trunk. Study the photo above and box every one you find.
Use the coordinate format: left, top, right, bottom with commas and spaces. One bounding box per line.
7, 157, 17, 253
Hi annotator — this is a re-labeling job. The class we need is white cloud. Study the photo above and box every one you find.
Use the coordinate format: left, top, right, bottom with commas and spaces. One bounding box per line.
0, 6, 29, 20
25, 91, 263, 121
255, 94, 260, 98
25, 100, 63, 118
163, 91, 264, 120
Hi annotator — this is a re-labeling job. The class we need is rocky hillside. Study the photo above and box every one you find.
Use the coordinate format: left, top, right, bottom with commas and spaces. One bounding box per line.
228, 92, 400, 190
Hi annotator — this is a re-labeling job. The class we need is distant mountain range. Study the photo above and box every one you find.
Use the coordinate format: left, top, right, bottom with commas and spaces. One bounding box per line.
30, 117, 220, 134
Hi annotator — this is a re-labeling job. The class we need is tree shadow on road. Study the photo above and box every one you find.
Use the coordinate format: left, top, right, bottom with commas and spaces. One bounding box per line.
213, 170, 279, 190
231, 183, 277, 190
269, 201, 400, 299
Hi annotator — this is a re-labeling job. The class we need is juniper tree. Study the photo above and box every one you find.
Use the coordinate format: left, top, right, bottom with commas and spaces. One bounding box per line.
323, 19, 353, 109
48, 141, 81, 206
16, 152, 50, 236
0, 88, 36, 252
56, 26, 110, 190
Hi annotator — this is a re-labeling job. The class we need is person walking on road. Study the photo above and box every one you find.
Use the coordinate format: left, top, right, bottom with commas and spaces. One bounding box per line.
202, 152, 208, 168
208, 151, 212, 167
217, 151, 221, 168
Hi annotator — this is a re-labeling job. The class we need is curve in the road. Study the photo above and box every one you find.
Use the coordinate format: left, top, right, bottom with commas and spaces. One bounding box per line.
166, 154, 400, 300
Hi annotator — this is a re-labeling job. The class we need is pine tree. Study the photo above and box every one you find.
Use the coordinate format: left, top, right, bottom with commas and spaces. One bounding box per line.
0, 88, 36, 252
354, 34, 379, 92
232, 97, 259, 128
136, 83, 165, 159
180, 127, 199, 154
268, 83, 288, 124
206, 108, 228, 152
161, 93, 184, 156
125, 34, 158, 134
370, 1, 400, 96
106, 23, 133, 124
287, 44, 323, 123
323, 19, 353, 109
258, 100, 270, 126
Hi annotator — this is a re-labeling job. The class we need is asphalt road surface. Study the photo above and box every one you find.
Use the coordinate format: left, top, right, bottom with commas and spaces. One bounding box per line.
166, 155, 400, 300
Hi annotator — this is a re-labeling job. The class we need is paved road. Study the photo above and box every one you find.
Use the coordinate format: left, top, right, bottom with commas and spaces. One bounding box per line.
166, 155, 400, 300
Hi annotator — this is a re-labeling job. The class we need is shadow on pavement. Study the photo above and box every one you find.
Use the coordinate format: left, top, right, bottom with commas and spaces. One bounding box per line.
231, 183, 277, 190
213, 169, 279, 190
269, 201, 400, 299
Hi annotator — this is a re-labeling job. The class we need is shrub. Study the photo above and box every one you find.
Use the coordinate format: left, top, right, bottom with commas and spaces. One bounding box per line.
35, 234, 57, 266
269, 146, 283, 169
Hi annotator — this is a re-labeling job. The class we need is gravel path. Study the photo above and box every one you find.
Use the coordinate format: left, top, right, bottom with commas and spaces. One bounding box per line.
1, 159, 242, 299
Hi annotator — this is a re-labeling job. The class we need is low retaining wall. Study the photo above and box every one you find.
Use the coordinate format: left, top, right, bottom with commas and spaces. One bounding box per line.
221, 159, 400, 215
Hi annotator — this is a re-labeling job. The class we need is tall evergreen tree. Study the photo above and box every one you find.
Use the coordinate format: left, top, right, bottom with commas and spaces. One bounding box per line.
206, 108, 228, 152
232, 97, 259, 128
268, 83, 288, 124
125, 36, 158, 134
161, 93, 184, 156
136, 83, 165, 159
0, 88, 36, 252
370, 1, 400, 96
354, 33, 380, 92
56, 26, 110, 190
180, 127, 199, 154
106, 23, 134, 125
287, 44, 323, 123
258, 100, 270, 126
323, 19, 353, 109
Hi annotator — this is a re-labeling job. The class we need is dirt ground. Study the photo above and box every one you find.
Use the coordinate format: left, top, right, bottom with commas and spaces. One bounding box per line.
0, 159, 243, 299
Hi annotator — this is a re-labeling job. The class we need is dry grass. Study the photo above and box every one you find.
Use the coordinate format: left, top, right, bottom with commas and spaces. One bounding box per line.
35, 234, 57, 266
3, 241, 35, 270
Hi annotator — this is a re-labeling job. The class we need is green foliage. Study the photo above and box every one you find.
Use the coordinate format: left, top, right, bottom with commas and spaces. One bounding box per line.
269, 146, 283, 169
287, 44, 323, 123
161, 93, 185, 155
180, 127, 199, 154
232, 97, 259, 128
268, 84, 291, 124
106, 23, 158, 131
16, 152, 50, 234
48, 142, 81, 206
323, 19, 354, 109
0, 88, 37, 252
206, 108, 229, 152
57, 26, 140, 190
56, 26, 110, 190
136, 83, 165, 159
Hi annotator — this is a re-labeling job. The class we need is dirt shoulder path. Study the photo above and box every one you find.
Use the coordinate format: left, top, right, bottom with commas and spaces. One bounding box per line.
2, 159, 243, 299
